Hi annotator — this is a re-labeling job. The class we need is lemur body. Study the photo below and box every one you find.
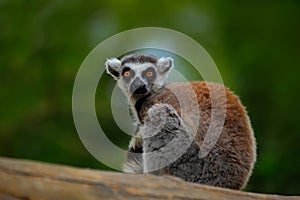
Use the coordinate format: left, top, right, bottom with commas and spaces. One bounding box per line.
105, 53, 256, 190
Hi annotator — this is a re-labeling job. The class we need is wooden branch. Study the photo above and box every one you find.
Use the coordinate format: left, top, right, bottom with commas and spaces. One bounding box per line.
0, 157, 298, 200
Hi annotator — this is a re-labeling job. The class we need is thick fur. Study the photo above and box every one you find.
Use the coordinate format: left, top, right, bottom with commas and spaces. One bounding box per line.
106, 53, 256, 190
124, 81, 256, 190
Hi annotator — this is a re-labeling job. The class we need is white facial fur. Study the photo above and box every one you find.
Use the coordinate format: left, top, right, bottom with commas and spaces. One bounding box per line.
119, 63, 157, 98
105, 56, 173, 100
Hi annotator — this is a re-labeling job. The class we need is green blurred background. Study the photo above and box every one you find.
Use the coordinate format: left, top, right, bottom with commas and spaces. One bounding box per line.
1, 0, 299, 195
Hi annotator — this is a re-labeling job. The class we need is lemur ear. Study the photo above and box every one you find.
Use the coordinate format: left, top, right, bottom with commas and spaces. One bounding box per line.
157, 57, 173, 75
105, 58, 122, 80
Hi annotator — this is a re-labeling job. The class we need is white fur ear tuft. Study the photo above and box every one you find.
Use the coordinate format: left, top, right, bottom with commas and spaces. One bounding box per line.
105, 58, 122, 79
157, 57, 173, 74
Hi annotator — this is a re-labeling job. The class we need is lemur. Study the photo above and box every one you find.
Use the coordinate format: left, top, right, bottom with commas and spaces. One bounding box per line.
105, 53, 256, 190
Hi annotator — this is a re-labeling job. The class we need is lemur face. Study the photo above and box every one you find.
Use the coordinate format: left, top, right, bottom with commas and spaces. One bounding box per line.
105, 53, 173, 99
120, 62, 157, 95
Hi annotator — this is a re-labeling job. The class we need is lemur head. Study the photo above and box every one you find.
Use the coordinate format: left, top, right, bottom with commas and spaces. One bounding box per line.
105, 53, 173, 101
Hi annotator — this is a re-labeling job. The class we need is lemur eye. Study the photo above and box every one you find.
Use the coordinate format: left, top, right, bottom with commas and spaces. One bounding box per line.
124, 71, 131, 77
146, 71, 153, 77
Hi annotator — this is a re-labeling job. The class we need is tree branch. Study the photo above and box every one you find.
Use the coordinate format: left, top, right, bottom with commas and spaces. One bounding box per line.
0, 157, 298, 200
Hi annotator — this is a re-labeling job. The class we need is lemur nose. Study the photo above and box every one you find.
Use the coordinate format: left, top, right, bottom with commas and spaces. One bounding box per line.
131, 78, 147, 94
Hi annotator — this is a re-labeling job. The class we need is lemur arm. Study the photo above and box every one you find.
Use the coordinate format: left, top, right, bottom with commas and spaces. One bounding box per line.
122, 127, 143, 173
141, 103, 199, 175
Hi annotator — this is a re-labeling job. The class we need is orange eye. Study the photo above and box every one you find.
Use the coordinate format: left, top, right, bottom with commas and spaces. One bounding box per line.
146, 71, 153, 77
124, 71, 131, 77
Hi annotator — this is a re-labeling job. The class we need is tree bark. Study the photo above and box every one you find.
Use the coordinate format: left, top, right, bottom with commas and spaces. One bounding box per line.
0, 157, 298, 200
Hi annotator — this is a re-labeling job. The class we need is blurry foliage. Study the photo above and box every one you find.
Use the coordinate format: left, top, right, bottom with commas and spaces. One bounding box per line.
0, 0, 300, 195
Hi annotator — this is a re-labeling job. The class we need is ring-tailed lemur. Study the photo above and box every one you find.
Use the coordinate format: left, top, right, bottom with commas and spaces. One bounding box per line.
105, 53, 256, 190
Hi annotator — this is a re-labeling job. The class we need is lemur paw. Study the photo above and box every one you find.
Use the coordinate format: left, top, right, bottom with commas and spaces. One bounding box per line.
141, 103, 179, 138
148, 103, 178, 123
